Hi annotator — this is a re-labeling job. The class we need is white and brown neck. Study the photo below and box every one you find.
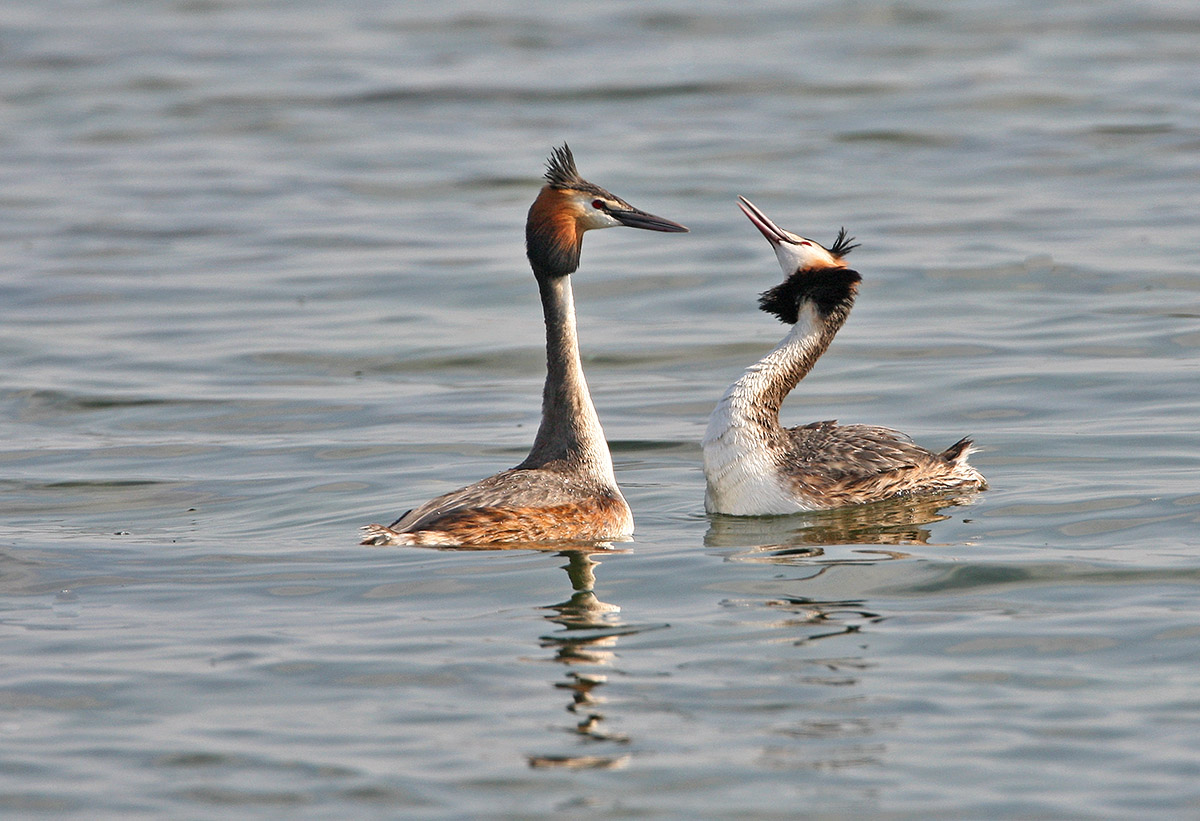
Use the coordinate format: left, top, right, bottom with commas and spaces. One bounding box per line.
702, 305, 838, 512
709, 303, 838, 437
518, 272, 615, 483
703, 269, 859, 514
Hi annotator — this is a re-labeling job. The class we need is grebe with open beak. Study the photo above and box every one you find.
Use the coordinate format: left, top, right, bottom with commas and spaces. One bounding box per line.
362, 145, 688, 546
702, 197, 985, 516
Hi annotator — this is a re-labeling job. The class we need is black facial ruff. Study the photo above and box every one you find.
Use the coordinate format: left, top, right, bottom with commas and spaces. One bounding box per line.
758, 268, 862, 324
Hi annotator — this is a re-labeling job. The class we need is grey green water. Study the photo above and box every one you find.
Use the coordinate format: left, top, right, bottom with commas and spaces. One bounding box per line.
2, 1, 1199, 817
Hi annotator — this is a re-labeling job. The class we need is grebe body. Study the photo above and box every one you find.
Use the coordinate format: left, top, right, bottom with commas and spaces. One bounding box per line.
703, 197, 985, 516
363, 145, 687, 546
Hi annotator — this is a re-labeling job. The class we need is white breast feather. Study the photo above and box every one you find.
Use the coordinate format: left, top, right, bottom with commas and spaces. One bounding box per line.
703, 399, 809, 515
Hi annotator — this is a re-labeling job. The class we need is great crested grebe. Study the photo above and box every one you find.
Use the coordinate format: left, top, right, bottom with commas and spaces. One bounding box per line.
362, 145, 688, 546
702, 196, 986, 516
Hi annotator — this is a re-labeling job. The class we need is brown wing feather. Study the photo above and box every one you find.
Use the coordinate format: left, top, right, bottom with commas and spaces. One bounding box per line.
781, 420, 984, 507
362, 466, 631, 546
784, 421, 919, 474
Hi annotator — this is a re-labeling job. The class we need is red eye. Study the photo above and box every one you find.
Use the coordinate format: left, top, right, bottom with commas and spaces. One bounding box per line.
799, 241, 813, 247
592, 199, 605, 210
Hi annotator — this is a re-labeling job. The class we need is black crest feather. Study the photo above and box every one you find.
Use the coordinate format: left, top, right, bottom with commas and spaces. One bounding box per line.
829, 228, 859, 257
544, 144, 583, 189
758, 268, 862, 325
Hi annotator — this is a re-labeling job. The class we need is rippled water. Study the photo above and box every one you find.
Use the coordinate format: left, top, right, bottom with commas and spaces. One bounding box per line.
3, 0, 1199, 817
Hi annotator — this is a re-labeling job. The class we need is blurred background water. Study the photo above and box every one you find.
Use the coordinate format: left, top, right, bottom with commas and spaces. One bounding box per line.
2, 0, 1199, 817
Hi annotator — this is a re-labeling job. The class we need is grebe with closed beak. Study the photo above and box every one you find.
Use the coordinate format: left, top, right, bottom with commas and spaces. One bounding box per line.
702, 197, 986, 516
362, 145, 688, 546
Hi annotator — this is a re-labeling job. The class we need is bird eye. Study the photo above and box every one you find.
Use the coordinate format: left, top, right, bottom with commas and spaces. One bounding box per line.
591, 199, 605, 210
799, 240, 813, 247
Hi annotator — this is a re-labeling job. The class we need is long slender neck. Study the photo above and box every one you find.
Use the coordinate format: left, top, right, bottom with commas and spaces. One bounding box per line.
713, 301, 849, 435
518, 273, 613, 477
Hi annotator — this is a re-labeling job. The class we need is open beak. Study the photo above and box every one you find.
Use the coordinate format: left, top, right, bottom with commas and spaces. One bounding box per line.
737, 196, 793, 245
611, 205, 689, 233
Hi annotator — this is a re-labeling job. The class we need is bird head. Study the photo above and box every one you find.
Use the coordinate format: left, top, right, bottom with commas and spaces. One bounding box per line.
737, 196, 857, 277
737, 196, 862, 325
527, 144, 688, 277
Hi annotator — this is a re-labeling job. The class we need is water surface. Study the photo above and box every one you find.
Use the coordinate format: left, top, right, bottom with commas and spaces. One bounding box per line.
2, 1, 1199, 817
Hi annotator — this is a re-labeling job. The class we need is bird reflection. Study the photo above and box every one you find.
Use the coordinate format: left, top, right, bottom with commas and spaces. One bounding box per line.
527, 549, 652, 770
707, 493, 972, 666
705, 491, 979, 562
720, 594, 884, 648
410, 543, 645, 769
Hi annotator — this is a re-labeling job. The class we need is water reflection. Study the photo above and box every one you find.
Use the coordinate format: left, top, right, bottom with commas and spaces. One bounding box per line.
448, 494, 971, 771
706, 495, 974, 643
700, 494, 974, 771
527, 550, 647, 771
705, 492, 979, 563
719, 594, 884, 647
